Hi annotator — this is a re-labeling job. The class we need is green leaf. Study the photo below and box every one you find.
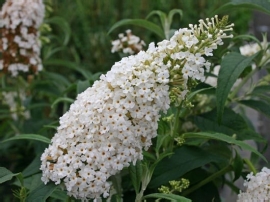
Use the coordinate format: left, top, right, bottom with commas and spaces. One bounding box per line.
22, 156, 42, 177
149, 146, 222, 188
239, 99, 270, 118
146, 10, 167, 30
233, 150, 243, 181
90, 72, 102, 82
213, 0, 270, 15
13, 173, 43, 192
42, 71, 71, 88
233, 34, 262, 47
51, 97, 74, 109
224, 179, 240, 194
183, 132, 267, 162
183, 168, 221, 201
144, 193, 191, 202
0, 134, 50, 145
77, 80, 90, 94
26, 182, 58, 202
216, 52, 257, 122
0, 167, 20, 184
45, 17, 71, 45
27, 103, 51, 110
50, 188, 69, 201
167, 9, 183, 27
108, 19, 165, 39
252, 85, 270, 96
187, 87, 214, 101
194, 108, 265, 142
43, 46, 66, 60
250, 86, 270, 103
44, 59, 92, 79
30, 80, 61, 96
146, 9, 182, 39
250, 85, 270, 100
143, 151, 156, 162
128, 160, 142, 194
156, 133, 171, 153
16, 173, 24, 186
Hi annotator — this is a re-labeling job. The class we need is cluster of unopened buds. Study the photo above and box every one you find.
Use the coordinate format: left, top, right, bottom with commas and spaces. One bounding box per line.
158, 179, 190, 194
40, 15, 233, 200
237, 167, 270, 202
0, 0, 45, 77
111, 29, 146, 55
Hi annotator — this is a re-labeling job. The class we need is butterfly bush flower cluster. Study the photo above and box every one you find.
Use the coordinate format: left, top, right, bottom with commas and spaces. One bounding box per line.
111, 29, 146, 55
0, 0, 45, 77
240, 35, 270, 67
40, 16, 233, 200
237, 167, 270, 202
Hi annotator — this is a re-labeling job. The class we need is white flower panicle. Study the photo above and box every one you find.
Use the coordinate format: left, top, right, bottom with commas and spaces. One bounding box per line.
40, 16, 233, 200
240, 35, 270, 67
0, 0, 45, 77
41, 48, 170, 200
111, 29, 146, 55
240, 43, 261, 57
1, 90, 30, 120
237, 167, 270, 202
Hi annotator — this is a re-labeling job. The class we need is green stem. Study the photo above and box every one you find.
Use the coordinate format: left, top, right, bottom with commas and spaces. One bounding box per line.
172, 103, 183, 137
243, 158, 257, 174
172, 108, 180, 137
229, 68, 258, 102
135, 163, 154, 202
167, 105, 182, 151
182, 165, 232, 196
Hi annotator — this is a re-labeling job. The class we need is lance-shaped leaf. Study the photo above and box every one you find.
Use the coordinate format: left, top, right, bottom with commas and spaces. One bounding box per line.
51, 97, 74, 109
128, 160, 142, 194
213, 0, 270, 15
149, 146, 223, 188
239, 99, 270, 118
183, 132, 267, 162
44, 59, 92, 79
77, 80, 90, 94
194, 108, 266, 142
144, 193, 191, 202
232, 150, 243, 181
108, 19, 165, 39
146, 9, 182, 39
216, 52, 257, 122
45, 17, 71, 46
0, 167, 20, 184
26, 182, 58, 202
0, 134, 50, 144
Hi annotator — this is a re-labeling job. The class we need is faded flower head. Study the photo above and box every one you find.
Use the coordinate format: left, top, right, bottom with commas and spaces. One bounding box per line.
40, 16, 233, 200
111, 29, 145, 55
237, 167, 270, 202
0, 0, 45, 77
